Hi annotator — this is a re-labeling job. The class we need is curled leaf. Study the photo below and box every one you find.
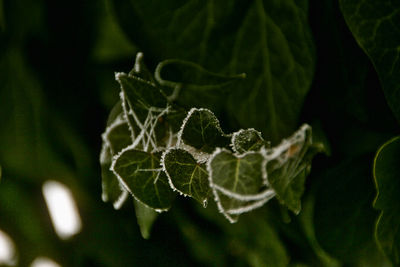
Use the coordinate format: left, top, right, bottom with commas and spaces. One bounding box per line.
265, 124, 319, 214
100, 113, 132, 209
100, 143, 129, 209
231, 128, 267, 154
208, 148, 275, 223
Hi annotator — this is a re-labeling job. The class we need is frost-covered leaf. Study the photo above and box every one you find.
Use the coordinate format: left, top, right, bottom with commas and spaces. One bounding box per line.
100, 113, 132, 209
340, 0, 400, 122
162, 148, 210, 206
112, 149, 175, 211
373, 136, 400, 265
231, 128, 267, 154
266, 124, 320, 214
129, 52, 155, 83
100, 143, 128, 209
103, 116, 132, 155
134, 199, 158, 239
123, 103, 172, 152
178, 108, 230, 153
116, 72, 168, 110
155, 59, 245, 109
208, 148, 275, 223
165, 106, 188, 133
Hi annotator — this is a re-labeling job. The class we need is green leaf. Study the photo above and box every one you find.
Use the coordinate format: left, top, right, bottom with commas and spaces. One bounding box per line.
208, 148, 275, 223
266, 124, 319, 214
155, 59, 245, 110
133, 199, 158, 239
100, 143, 128, 209
314, 156, 379, 262
116, 72, 167, 110
129, 52, 155, 83
118, 53, 157, 141
162, 148, 210, 206
340, 0, 400, 122
373, 136, 400, 264
178, 108, 230, 153
119, 93, 172, 152
227, 0, 316, 143
102, 115, 133, 155
100, 111, 133, 209
112, 0, 316, 142
299, 195, 342, 267
111, 148, 175, 211
231, 128, 267, 154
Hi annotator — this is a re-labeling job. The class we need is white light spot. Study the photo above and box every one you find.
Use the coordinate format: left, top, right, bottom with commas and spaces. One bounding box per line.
0, 229, 17, 266
42, 181, 82, 240
30, 257, 61, 267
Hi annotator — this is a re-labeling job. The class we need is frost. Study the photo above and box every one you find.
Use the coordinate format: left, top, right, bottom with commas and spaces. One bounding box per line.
101, 54, 321, 223
231, 128, 266, 154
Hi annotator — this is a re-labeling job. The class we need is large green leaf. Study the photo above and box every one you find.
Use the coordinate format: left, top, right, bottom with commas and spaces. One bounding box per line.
340, 0, 400, 122
112, 0, 316, 142
111, 149, 175, 211
155, 59, 245, 110
208, 148, 275, 223
314, 156, 379, 263
162, 148, 210, 206
227, 0, 315, 143
178, 108, 230, 153
373, 136, 400, 264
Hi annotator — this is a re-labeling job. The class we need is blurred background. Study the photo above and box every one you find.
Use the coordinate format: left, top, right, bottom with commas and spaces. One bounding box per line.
0, 0, 399, 266
0, 0, 201, 266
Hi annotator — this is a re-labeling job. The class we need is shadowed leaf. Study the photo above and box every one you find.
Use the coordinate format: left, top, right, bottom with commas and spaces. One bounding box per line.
112, 0, 315, 142
373, 136, 400, 264
340, 0, 400, 122
134, 199, 158, 239
155, 59, 245, 109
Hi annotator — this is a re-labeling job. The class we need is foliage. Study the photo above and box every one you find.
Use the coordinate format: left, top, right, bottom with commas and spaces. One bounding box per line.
1, 0, 400, 266
101, 55, 324, 223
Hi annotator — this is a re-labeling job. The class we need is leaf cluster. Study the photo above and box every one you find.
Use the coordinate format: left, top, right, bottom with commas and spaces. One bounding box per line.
100, 53, 323, 229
